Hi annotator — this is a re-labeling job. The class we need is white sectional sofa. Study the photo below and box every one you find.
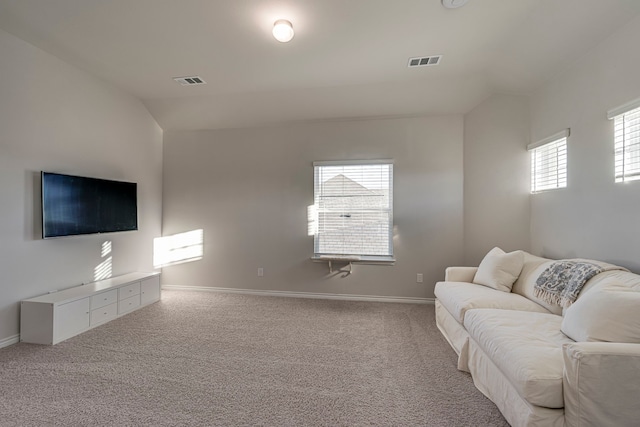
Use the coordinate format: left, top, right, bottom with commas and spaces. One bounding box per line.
434, 249, 640, 427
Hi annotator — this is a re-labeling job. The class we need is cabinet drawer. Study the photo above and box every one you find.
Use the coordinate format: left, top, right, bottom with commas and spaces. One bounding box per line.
118, 294, 140, 315
91, 289, 118, 310
90, 302, 117, 326
118, 282, 140, 301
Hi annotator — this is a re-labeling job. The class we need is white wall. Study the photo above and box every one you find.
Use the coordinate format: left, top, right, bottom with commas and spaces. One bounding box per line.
0, 29, 163, 343
463, 94, 531, 265
162, 116, 464, 299
530, 15, 640, 271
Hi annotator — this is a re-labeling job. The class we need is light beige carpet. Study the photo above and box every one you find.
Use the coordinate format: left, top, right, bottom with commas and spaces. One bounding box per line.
0, 290, 509, 426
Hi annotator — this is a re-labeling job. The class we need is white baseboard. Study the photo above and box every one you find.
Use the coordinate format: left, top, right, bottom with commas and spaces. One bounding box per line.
162, 285, 434, 304
0, 334, 20, 349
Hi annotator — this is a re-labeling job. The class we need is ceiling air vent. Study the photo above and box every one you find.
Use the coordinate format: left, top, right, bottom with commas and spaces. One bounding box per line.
173, 76, 206, 86
407, 55, 442, 68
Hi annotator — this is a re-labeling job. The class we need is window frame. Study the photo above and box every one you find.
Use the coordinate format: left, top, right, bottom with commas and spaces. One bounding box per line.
311, 159, 394, 263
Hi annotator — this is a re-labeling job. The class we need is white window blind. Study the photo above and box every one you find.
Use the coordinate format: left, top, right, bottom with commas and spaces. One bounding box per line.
612, 105, 640, 183
529, 132, 568, 193
312, 161, 393, 257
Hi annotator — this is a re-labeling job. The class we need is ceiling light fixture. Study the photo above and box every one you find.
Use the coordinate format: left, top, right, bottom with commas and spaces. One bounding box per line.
442, 0, 469, 8
272, 19, 294, 43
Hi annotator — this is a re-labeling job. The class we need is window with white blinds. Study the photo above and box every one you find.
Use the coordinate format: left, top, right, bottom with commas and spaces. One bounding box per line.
611, 105, 640, 183
312, 161, 393, 258
529, 131, 568, 193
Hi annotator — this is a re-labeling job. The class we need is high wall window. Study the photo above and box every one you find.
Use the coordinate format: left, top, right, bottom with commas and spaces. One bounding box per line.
608, 102, 640, 183
311, 160, 393, 259
528, 130, 569, 193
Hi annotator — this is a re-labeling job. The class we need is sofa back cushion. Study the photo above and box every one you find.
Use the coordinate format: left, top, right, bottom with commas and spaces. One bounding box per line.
561, 272, 640, 343
511, 252, 563, 315
571, 268, 633, 298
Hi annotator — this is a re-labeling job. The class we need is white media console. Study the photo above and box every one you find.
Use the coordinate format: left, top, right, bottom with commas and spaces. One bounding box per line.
20, 272, 161, 345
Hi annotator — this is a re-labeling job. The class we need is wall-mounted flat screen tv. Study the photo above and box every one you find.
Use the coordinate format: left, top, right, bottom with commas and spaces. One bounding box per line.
41, 172, 138, 238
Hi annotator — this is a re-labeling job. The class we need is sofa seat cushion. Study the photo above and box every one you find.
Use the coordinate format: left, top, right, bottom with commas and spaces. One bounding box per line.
464, 309, 573, 408
434, 281, 550, 324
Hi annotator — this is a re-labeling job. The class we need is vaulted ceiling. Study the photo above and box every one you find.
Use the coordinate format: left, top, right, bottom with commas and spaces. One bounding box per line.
1, 0, 639, 130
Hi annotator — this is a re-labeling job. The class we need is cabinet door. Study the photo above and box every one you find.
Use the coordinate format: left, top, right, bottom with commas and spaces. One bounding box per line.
140, 275, 161, 306
55, 298, 90, 344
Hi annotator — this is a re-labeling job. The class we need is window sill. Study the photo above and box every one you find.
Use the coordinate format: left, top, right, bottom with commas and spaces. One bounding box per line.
311, 255, 395, 265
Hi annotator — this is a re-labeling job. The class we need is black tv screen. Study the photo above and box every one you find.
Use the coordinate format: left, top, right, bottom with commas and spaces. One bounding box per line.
41, 172, 138, 238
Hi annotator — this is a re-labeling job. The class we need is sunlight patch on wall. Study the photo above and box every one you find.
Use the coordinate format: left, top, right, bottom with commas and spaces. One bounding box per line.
101, 240, 112, 257
94, 240, 113, 281
307, 205, 318, 236
94, 256, 113, 281
154, 229, 204, 268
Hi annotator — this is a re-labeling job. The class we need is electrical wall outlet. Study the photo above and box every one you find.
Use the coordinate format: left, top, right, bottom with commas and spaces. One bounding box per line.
416, 273, 423, 283
258, 267, 264, 277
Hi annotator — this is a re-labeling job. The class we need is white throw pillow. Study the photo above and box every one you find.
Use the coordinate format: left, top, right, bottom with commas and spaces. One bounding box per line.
473, 247, 524, 292
561, 285, 640, 343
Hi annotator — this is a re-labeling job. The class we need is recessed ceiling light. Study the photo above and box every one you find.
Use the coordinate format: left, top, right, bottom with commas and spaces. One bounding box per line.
273, 19, 294, 43
442, 0, 469, 9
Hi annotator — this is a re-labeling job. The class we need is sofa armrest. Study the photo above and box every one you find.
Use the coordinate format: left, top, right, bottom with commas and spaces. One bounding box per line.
563, 342, 640, 427
444, 266, 478, 282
